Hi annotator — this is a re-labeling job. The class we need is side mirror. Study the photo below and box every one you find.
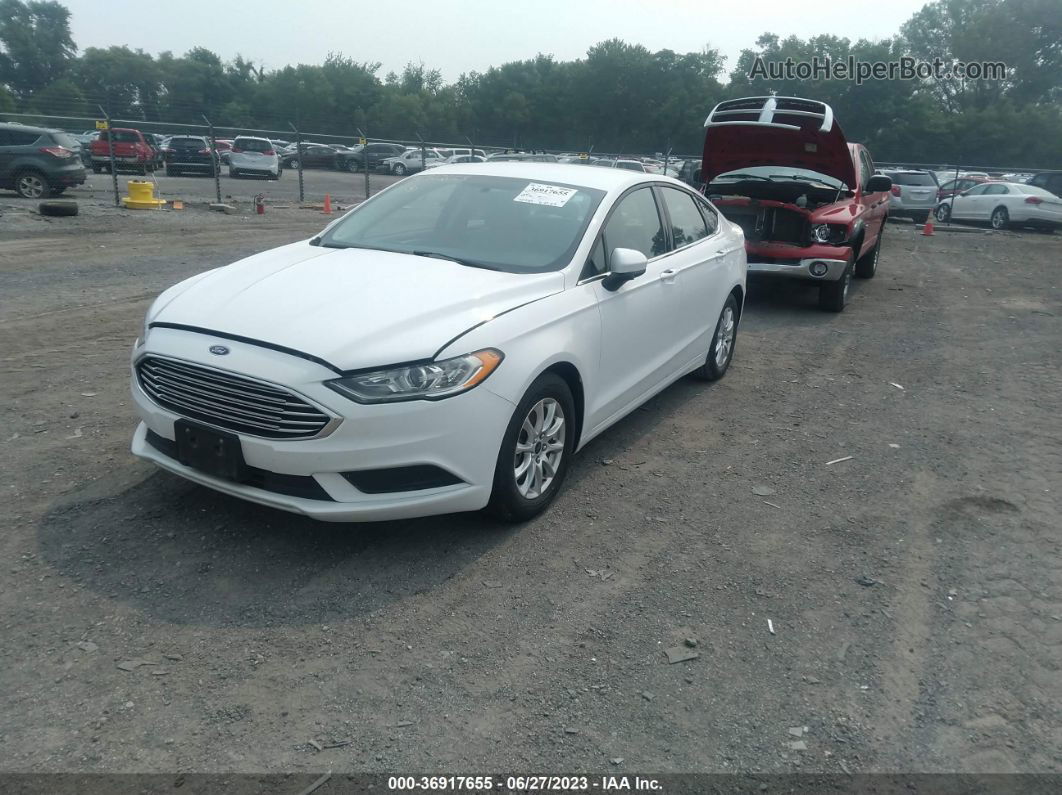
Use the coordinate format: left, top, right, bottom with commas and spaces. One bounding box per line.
866, 175, 892, 193
603, 248, 648, 291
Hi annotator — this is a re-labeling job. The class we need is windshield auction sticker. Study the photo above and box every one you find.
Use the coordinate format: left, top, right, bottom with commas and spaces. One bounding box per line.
514, 183, 577, 207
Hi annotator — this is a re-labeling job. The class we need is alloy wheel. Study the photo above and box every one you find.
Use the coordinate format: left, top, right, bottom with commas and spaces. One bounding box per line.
17, 174, 46, 199
513, 397, 565, 500
714, 305, 736, 369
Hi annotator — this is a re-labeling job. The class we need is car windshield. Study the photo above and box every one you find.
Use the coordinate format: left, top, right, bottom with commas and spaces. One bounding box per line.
715, 166, 844, 189
318, 174, 605, 274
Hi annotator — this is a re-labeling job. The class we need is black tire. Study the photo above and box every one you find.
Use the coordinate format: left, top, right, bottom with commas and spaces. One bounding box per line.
487, 373, 576, 523
819, 259, 853, 313
38, 199, 78, 217
15, 170, 50, 200
912, 211, 930, 224
990, 206, 1009, 230
691, 294, 739, 381
288, 159, 300, 171
855, 223, 883, 279
935, 203, 951, 223
393, 163, 407, 176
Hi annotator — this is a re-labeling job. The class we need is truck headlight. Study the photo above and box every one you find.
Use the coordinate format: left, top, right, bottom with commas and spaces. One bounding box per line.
811, 224, 832, 243
326, 349, 504, 403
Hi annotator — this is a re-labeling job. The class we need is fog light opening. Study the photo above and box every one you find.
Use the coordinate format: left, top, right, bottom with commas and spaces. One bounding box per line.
809, 261, 829, 278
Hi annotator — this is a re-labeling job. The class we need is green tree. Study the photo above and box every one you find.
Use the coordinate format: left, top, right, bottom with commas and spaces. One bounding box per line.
0, 0, 76, 98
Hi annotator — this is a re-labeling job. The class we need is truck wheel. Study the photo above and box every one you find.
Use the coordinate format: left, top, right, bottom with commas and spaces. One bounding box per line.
15, 171, 50, 199
855, 224, 883, 279
38, 200, 78, 217
819, 261, 852, 312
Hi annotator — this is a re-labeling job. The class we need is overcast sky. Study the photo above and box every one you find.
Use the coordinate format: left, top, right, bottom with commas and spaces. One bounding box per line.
60, 0, 930, 81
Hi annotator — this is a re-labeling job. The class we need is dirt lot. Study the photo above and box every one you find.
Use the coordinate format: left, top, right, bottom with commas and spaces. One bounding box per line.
1, 194, 1060, 778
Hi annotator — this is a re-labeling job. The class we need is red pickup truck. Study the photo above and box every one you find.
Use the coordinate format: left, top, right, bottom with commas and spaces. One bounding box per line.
701, 97, 892, 312
89, 128, 158, 175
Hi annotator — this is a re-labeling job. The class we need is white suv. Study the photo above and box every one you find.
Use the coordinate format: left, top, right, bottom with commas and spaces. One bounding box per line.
228, 136, 281, 179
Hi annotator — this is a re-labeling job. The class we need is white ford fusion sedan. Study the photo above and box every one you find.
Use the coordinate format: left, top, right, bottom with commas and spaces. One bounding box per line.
131, 163, 747, 522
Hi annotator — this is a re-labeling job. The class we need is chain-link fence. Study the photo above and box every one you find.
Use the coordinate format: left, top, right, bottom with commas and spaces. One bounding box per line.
1, 110, 705, 209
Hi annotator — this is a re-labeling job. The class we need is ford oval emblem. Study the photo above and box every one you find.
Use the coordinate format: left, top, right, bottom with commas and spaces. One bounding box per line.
209, 345, 230, 356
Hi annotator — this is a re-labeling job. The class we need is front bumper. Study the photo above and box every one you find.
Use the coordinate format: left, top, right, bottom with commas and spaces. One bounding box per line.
130, 327, 516, 521
747, 257, 848, 281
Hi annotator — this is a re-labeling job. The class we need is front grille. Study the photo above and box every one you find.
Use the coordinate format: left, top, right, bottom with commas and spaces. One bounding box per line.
136, 355, 331, 439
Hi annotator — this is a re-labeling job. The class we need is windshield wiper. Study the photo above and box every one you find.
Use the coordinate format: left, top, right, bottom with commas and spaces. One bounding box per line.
714, 173, 770, 182
768, 174, 841, 187
410, 250, 501, 271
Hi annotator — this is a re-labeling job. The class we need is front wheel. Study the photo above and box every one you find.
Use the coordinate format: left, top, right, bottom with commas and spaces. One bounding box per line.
393, 163, 407, 176
990, 206, 1009, 230
819, 261, 852, 313
487, 373, 575, 523
935, 203, 951, 223
692, 294, 739, 381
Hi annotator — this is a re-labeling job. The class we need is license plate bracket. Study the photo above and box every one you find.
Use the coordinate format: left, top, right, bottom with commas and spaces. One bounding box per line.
174, 420, 247, 481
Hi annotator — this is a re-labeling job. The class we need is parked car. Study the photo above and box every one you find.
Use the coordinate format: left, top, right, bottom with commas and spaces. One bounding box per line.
425, 154, 487, 169
228, 136, 282, 179
74, 131, 98, 165
934, 182, 1062, 230
486, 153, 559, 163
213, 139, 234, 164
89, 127, 158, 175
130, 162, 746, 522
936, 175, 992, 200
881, 169, 938, 223
0, 122, 87, 198
383, 148, 445, 175
702, 96, 892, 312
1026, 171, 1062, 198
335, 142, 407, 172
144, 133, 166, 171
281, 143, 339, 170
163, 136, 220, 176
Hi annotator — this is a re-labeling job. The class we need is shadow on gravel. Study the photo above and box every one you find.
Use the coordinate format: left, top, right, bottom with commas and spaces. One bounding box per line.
37, 471, 509, 628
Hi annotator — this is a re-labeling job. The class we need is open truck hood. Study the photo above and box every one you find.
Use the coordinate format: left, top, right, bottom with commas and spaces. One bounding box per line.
702, 96, 857, 188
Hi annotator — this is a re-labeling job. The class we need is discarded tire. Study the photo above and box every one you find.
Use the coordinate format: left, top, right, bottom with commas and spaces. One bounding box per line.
38, 200, 79, 217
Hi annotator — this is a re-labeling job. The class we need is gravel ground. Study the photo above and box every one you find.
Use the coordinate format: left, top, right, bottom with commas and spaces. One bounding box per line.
1, 198, 1060, 777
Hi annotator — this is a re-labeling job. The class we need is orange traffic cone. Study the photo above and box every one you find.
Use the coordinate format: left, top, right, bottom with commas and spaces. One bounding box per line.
922, 216, 935, 236
323, 194, 332, 215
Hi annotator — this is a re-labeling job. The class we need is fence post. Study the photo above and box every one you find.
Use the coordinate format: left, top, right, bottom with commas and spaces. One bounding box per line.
664, 144, 672, 176
203, 114, 221, 205
289, 122, 304, 204
417, 132, 426, 172
98, 105, 119, 207
357, 127, 370, 200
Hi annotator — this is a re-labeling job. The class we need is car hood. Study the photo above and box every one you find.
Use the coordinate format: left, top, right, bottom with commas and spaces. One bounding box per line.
150, 242, 565, 371
702, 102, 856, 187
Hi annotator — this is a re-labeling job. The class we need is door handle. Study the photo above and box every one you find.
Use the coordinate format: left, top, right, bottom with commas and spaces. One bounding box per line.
660, 268, 677, 283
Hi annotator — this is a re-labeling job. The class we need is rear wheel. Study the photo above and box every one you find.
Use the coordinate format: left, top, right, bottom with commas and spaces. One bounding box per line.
990, 206, 1009, 230
855, 223, 883, 279
692, 294, 739, 381
819, 259, 852, 313
935, 203, 951, 223
288, 159, 300, 170
487, 373, 575, 523
15, 171, 49, 200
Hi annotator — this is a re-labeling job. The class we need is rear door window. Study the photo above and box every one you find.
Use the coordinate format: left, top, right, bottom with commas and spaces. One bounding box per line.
1, 129, 44, 146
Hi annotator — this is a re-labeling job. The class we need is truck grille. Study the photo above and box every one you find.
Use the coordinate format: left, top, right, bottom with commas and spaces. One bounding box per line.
136, 356, 331, 439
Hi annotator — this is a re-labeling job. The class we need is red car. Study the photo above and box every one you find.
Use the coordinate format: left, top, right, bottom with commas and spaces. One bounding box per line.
701, 96, 892, 312
936, 174, 993, 201
89, 128, 157, 175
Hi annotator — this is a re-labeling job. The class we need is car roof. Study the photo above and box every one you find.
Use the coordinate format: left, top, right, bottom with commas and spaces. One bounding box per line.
419, 161, 684, 192
0, 122, 52, 134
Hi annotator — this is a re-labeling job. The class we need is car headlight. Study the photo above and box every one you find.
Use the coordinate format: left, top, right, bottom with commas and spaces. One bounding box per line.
326, 348, 504, 404
137, 314, 151, 347
810, 224, 832, 243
